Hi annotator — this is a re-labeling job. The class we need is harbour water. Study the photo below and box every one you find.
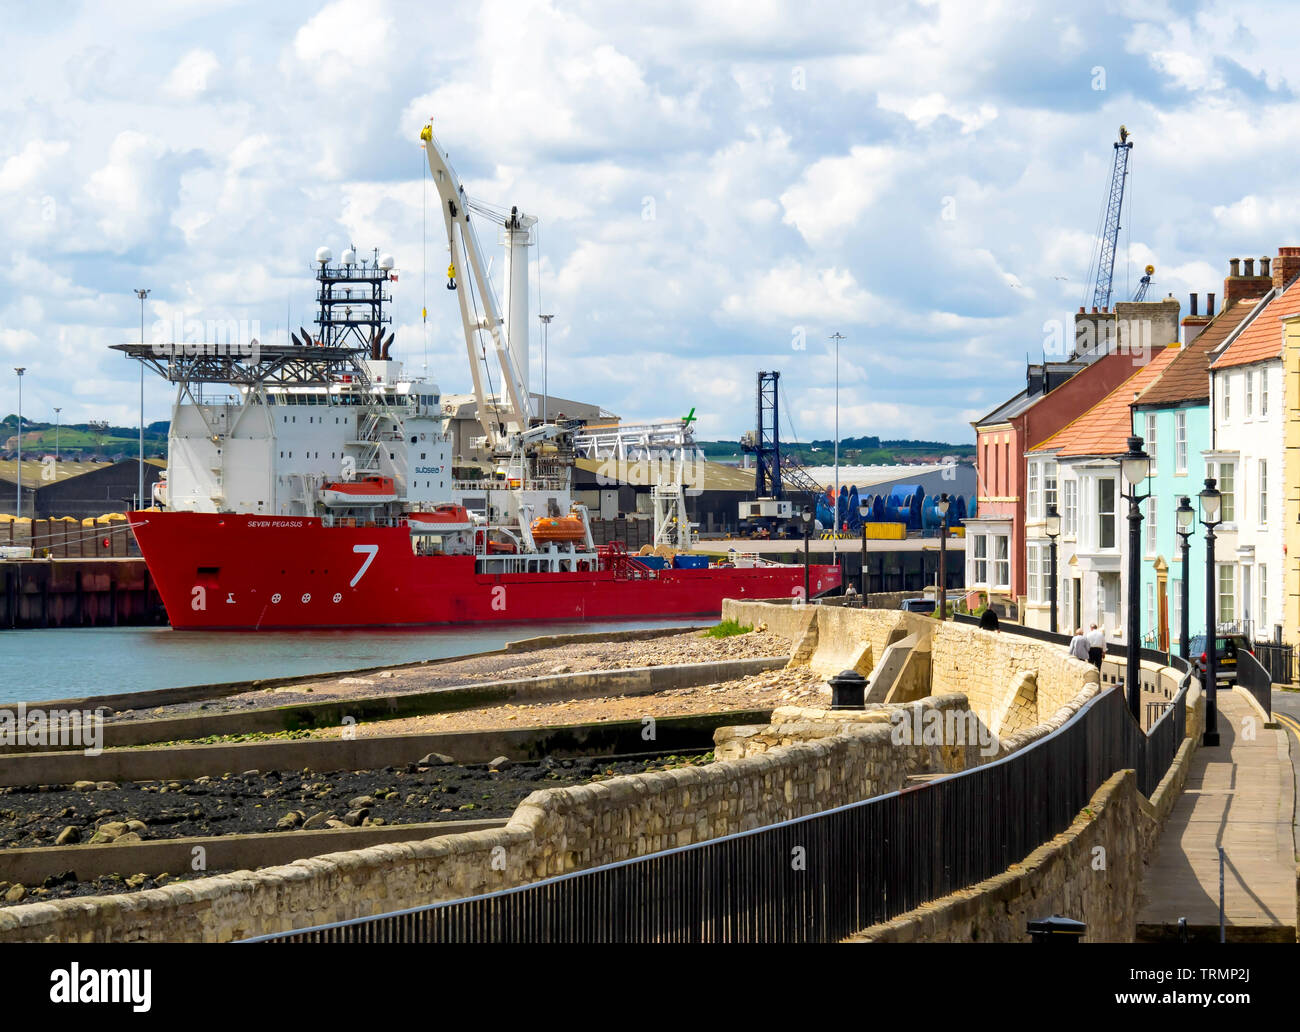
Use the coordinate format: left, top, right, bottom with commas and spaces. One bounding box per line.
0, 618, 694, 704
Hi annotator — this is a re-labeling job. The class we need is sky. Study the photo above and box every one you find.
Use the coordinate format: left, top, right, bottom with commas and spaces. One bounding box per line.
2, 0, 1298, 446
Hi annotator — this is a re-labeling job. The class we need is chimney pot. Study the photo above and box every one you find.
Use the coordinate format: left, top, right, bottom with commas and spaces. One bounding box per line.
1091, 306, 1098, 313
1207, 292, 1216, 316
1229, 258, 1241, 277
1078, 306, 1085, 314
1244, 258, 1255, 276
1190, 292, 1198, 316
1261, 256, 1271, 277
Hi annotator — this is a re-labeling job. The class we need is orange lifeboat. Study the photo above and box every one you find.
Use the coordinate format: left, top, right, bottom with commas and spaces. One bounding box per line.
407, 504, 475, 533
531, 514, 587, 544
321, 475, 397, 506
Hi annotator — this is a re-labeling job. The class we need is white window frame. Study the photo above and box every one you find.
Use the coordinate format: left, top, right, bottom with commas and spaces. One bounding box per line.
973, 534, 988, 584
1261, 370, 1269, 416
1063, 479, 1078, 537
1097, 478, 1116, 550
1218, 564, 1236, 625
1259, 564, 1268, 628
1145, 494, 1158, 556
1027, 543, 1040, 602
1044, 460, 1058, 517
1245, 370, 1254, 417
994, 535, 1010, 589
1175, 411, 1187, 473
1145, 413, 1158, 463
1027, 462, 1041, 518
1221, 376, 1231, 421
1259, 458, 1268, 526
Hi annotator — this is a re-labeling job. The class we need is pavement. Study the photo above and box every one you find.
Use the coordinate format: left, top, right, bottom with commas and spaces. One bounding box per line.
1136, 688, 1297, 942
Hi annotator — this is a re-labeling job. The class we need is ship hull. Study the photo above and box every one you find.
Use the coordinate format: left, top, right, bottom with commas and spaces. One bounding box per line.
128, 512, 841, 630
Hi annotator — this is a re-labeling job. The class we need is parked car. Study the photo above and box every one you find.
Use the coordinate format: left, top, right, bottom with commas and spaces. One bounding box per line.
1190, 632, 1253, 687
899, 597, 936, 614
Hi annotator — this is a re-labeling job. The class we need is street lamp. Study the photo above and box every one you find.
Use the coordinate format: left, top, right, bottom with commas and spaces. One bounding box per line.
1119, 435, 1151, 720
1175, 496, 1195, 661
538, 313, 554, 423
135, 288, 150, 510
859, 496, 870, 599
53, 407, 61, 467
1199, 478, 1222, 747
936, 492, 950, 620
801, 503, 813, 600
13, 367, 25, 517
830, 332, 845, 533
1045, 503, 1061, 635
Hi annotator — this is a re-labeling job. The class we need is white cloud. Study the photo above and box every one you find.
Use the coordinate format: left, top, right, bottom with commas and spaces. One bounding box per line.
164, 49, 219, 99
292, 0, 393, 83
779, 146, 897, 246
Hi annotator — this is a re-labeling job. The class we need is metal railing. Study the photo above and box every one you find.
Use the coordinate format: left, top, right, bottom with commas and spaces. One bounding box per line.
1252, 641, 1294, 686
1234, 649, 1273, 719
247, 664, 1190, 944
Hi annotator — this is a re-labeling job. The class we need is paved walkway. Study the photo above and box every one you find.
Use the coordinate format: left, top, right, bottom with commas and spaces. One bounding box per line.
1137, 689, 1296, 941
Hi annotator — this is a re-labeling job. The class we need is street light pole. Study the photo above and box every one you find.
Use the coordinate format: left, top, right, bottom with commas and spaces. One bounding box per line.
1199, 479, 1222, 747
135, 288, 150, 509
13, 367, 25, 517
936, 492, 950, 619
53, 407, 61, 467
538, 314, 553, 423
859, 497, 869, 599
801, 504, 812, 601
1120, 435, 1151, 720
1045, 503, 1061, 635
830, 332, 845, 535
1175, 496, 1194, 661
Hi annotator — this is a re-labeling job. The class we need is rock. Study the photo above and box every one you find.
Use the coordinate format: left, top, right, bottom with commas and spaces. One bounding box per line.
124, 873, 148, 889
342, 808, 369, 826
95, 781, 118, 791
550, 664, 571, 674
339, 677, 374, 685
72, 781, 96, 792
275, 812, 302, 830
95, 821, 129, 841
457, 803, 477, 811
347, 795, 377, 809
5, 884, 26, 902
241, 770, 260, 778
55, 826, 80, 846
324, 819, 348, 829
300, 812, 334, 831
42, 871, 75, 889
369, 817, 386, 826
113, 832, 143, 844
126, 820, 148, 837
488, 756, 514, 771
154, 873, 171, 886
418, 752, 455, 767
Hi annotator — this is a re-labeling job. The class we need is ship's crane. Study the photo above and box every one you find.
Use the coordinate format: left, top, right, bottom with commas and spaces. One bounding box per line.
1089, 125, 1134, 310
420, 123, 534, 454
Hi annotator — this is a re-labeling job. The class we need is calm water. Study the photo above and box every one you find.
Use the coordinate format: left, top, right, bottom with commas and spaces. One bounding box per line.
0, 619, 695, 704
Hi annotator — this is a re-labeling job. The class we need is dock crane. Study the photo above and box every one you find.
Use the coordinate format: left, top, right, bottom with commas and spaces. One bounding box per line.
1090, 125, 1134, 310
1132, 264, 1155, 301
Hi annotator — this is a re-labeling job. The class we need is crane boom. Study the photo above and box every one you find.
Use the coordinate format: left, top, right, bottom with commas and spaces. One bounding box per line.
1092, 125, 1133, 310
420, 124, 531, 450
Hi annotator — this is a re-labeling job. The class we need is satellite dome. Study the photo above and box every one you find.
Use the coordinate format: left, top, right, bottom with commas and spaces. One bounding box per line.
315, 246, 333, 264
378, 253, 395, 270
341, 248, 356, 266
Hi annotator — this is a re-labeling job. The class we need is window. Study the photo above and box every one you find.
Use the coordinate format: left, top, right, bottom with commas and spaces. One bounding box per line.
1260, 564, 1268, 627
1219, 462, 1235, 522
1241, 566, 1252, 625
1028, 462, 1041, 517
1170, 578, 1182, 644
1146, 581, 1155, 637
1145, 413, 1158, 463
1221, 377, 1230, 421
1044, 461, 1058, 516
1027, 543, 1040, 601
1145, 494, 1158, 555
1245, 371, 1254, 417
1175, 412, 1187, 473
994, 536, 1010, 587
1259, 459, 1268, 525
1261, 371, 1269, 415
1098, 478, 1116, 549
1063, 479, 1078, 536
1218, 565, 1235, 624
973, 535, 988, 584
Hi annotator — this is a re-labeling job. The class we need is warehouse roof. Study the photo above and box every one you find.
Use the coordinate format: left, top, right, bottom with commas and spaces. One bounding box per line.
575, 456, 755, 492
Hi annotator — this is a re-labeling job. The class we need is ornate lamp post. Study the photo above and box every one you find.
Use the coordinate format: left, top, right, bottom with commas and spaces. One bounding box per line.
1175, 496, 1194, 661
13, 366, 25, 517
859, 497, 870, 598
1045, 503, 1061, 634
1199, 479, 1222, 747
936, 492, 950, 620
801, 503, 813, 601
1119, 435, 1151, 720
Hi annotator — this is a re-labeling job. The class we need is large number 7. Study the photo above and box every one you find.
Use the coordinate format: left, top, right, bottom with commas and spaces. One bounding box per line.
351, 544, 379, 587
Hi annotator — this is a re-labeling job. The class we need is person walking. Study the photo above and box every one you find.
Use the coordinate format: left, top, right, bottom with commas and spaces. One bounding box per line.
1085, 623, 1106, 670
1068, 627, 1090, 663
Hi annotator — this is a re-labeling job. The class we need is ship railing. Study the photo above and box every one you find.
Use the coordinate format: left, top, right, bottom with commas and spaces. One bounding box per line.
321, 514, 408, 529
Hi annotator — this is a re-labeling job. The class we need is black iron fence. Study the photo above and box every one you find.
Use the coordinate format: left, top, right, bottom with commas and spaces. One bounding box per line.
1252, 641, 1294, 687
1234, 649, 1273, 719
247, 668, 1190, 944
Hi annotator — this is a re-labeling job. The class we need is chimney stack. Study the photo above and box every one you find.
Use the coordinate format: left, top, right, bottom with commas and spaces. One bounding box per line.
1230, 258, 1241, 277
1261, 255, 1271, 278
1225, 257, 1273, 305
1273, 246, 1300, 290
1182, 292, 1211, 344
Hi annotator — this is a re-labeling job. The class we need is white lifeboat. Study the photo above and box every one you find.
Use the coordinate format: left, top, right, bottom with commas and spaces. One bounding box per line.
408, 503, 476, 533
321, 475, 398, 507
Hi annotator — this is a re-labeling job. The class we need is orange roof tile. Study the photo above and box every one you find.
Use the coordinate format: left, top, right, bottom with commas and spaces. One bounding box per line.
1138, 298, 1261, 406
1212, 276, 1300, 369
1030, 345, 1182, 457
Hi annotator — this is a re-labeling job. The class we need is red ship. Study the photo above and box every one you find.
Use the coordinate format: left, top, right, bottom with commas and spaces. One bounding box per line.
117, 127, 840, 630
127, 511, 838, 630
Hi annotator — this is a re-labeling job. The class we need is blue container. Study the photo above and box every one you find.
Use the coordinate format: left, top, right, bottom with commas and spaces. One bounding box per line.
637, 555, 667, 570
673, 555, 709, 570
